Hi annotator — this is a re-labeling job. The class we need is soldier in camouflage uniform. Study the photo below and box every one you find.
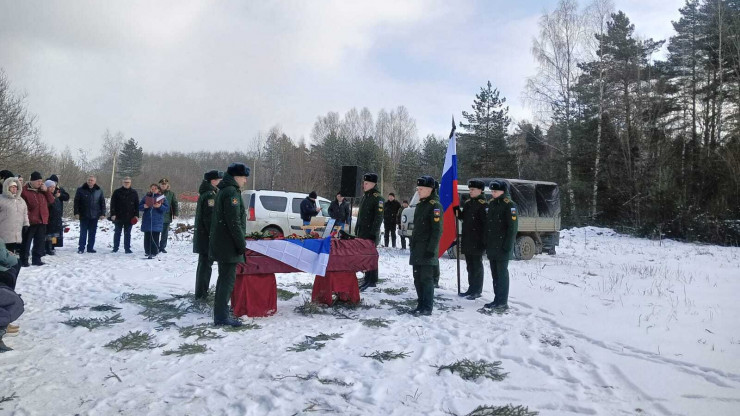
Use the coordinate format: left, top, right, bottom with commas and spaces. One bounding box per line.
356, 173, 384, 291
209, 163, 250, 327
409, 175, 443, 316
193, 169, 223, 300
456, 179, 488, 299
485, 179, 518, 309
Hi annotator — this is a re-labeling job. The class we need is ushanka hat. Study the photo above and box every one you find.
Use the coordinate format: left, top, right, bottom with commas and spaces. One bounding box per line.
363, 172, 378, 183
468, 179, 485, 190
489, 179, 507, 191
416, 175, 435, 188
227, 162, 250, 177
204, 170, 224, 181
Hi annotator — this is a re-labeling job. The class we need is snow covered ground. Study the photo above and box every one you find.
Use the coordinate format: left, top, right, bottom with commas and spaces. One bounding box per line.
1, 223, 739, 415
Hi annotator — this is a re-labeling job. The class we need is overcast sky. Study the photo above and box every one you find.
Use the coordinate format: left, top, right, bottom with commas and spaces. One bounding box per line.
1, 0, 683, 155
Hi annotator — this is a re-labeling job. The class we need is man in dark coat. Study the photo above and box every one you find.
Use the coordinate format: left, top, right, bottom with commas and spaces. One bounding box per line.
44, 180, 63, 256
485, 179, 518, 309
327, 192, 351, 231
409, 175, 443, 315
209, 163, 249, 327
193, 170, 222, 300
110, 177, 140, 253
456, 180, 488, 299
356, 173, 384, 291
383, 193, 402, 248
21, 171, 55, 266
299, 191, 322, 234
74, 175, 106, 254
158, 178, 178, 253
47, 174, 70, 248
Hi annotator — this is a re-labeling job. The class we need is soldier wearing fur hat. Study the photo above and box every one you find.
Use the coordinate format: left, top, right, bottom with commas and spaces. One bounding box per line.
194, 169, 223, 300
485, 179, 518, 309
356, 173, 384, 291
209, 163, 249, 326
455, 180, 488, 299
410, 175, 442, 315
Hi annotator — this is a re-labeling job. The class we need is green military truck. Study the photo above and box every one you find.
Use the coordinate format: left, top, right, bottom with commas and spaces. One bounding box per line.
398, 178, 561, 260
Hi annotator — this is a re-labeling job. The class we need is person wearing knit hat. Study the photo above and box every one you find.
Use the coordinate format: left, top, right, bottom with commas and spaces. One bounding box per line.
300, 191, 322, 234
45, 174, 70, 250
157, 178, 179, 254
357, 172, 384, 291
484, 179, 518, 310
110, 177, 140, 254
20, 171, 55, 266
209, 162, 250, 327
193, 170, 223, 300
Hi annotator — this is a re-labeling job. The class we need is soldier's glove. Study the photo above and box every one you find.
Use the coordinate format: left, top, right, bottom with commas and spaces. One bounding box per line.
424, 251, 435, 259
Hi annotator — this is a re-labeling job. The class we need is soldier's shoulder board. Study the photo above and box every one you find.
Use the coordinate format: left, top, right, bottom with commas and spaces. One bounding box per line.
373, 192, 380, 197
478, 198, 486, 204
503, 197, 510, 203
207, 199, 215, 207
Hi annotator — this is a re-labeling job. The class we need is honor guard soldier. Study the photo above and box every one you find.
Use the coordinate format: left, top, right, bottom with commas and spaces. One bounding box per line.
194, 169, 223, 301
456, 179, 488, 299
209, 163, 250, 326
356, 173, 384, 291
409, 175, 443, 315
485, 179, 518, 309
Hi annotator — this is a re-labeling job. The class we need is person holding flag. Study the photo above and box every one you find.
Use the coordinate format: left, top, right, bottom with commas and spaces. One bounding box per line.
437, 118, 460, 290
409, 175, 443, 316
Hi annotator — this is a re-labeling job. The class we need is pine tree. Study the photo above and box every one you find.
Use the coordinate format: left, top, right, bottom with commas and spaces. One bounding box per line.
458, 81, 514, 180
117, 138, 143, 179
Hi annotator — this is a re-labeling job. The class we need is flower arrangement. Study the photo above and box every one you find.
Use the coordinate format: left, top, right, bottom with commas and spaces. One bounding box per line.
246, 231, 322, 240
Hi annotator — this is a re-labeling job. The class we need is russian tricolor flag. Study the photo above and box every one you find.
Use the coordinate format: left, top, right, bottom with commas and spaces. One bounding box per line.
438, 118, 460, 257
245, 237, 331, 276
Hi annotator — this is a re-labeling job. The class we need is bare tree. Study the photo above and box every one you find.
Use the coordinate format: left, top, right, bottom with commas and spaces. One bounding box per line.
586, 0, 613, 220
99, 129, 125, 194
526, 0, 587, 219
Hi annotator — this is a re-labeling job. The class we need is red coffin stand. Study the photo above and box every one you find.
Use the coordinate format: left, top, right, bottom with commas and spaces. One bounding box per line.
231, 239, 378, 317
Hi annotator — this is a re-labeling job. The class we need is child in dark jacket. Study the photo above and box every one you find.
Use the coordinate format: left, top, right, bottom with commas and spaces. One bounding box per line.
139, 184, 169, 259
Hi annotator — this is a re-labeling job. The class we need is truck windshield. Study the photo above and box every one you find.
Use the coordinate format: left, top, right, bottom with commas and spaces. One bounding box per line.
409, 191, 420, 207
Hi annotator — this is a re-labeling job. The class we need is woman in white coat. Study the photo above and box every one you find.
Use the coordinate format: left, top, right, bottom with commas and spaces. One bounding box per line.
0, 177, 29, 254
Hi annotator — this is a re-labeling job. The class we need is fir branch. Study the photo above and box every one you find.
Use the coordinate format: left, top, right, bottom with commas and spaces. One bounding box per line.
222, 322, 262, 332
58, 305, 84, 312
360, 317, 394, 328
381, 287, 409, 295
104, 331, 163, 352
294, 299, 327, 316
436, 359, 508, 382
277, 288, 298, 300
273, 372, 353, 387
62, 313, 124, 330
90, 304, 122, 312
162, 343, 209, 356
362, 350, 411, 362
446, 404, 539, 416
178, 324, 225, 341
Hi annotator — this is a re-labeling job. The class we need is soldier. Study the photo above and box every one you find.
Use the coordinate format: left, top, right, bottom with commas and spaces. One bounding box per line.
356, 172, 384, 291
455, 180, 488, 299
194, 169, 223, 301
485, 179, 518, 309
209, 163, 250, 327
158, 178, 179, 254
432, 181, 441, 288
383, 193, 401, 248
409, 175, 442, 316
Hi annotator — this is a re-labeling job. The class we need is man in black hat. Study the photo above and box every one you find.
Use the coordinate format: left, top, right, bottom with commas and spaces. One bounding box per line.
383, 193, 402, 248
300, 191, 322, 235
409, 175, 443, 315
209, 163, 249, 326
356, 173, 384, 291
110, 177, 139, 254
455, 180, 488, 299
46, 174, 70, 249
194, 169, 223, 300
485, 179, 518, 309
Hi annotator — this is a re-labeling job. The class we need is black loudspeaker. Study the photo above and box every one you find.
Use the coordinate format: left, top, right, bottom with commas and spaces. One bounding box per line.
340, 165, 362, 198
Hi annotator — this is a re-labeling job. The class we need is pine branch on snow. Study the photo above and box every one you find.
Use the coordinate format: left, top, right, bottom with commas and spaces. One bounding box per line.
105, 331, 163, 352
360, 317, 394, 328
362, 350, 411, 362
61, 313, 124, 330
162, 343, 209, 356
436, 359, 508, 382
446, 404, 539, 416
178, 324, 225, 341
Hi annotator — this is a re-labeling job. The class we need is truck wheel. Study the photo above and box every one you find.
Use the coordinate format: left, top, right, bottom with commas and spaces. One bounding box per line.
262, 226, 284, 238
515, 236, 535, 260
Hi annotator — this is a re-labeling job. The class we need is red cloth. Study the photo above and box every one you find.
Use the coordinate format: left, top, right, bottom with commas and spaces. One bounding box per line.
311, 271, 361, 306
231, 273, 277, 317
238, 238, 378, 275
21, 185, 54, 225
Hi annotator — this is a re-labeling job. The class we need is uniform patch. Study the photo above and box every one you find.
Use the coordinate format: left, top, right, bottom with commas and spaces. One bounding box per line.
433, 208, 441, 217
512, 216, 517, 221
511, 207, 517, 215
231, 197, 239, 206
208, 199, 215, 207
504, 197, 510, 203
378, 200, 383, 207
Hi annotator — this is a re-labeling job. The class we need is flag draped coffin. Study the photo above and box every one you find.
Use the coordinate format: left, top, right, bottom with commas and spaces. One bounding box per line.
245, 237, 331, 276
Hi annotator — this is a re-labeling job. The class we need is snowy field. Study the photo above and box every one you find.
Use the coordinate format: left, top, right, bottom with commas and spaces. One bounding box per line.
1, 223, 739, 416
